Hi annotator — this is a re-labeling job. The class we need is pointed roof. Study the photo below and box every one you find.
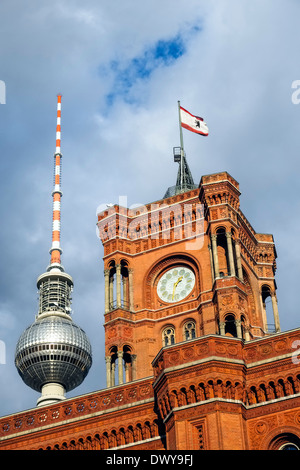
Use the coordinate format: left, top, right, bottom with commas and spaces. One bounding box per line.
163, 148, 197, 198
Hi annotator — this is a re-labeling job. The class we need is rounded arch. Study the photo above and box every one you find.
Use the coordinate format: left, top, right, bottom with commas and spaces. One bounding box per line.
122, 343, 134, 354
261, 284, 273, 301
109, 345, 118, 357
108, 259, 116, 269
213, 225, 227, 235
152, 253, 201, 288
120, 258, 129, 266
120, 259, 130, 278
261, 428, 300, 450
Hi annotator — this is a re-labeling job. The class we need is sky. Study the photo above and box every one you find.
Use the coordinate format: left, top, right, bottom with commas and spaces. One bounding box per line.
0, 0, 300, 417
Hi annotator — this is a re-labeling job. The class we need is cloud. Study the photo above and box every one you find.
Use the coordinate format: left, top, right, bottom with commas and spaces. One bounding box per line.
101, 26, 201, 107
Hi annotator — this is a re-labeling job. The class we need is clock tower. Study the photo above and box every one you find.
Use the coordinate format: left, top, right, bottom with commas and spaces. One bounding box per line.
97, 153, 279, 390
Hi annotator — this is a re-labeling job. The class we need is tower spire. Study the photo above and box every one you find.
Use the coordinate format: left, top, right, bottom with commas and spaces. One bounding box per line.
49, 94, 63, 271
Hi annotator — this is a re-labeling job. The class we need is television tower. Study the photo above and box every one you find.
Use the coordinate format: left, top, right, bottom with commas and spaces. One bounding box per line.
15, 95, 92, 407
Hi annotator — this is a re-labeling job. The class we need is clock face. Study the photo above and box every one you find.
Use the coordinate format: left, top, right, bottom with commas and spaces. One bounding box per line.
157, 267, 195, 303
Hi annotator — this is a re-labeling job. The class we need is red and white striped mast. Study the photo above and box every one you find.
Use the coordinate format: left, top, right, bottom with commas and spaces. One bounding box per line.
49, 94, 63, 272
15, 95, 92, 407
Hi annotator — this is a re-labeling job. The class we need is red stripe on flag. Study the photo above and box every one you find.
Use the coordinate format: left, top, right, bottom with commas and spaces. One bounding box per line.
181, 122, 208, 136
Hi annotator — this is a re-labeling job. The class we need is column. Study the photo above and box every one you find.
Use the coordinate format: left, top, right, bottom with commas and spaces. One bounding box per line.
124, 362, 130, 383
109, 274, 114, 310
235, 241, 243, 280
111, 362, 115, 386
118, 350, 123, 385
104, 269, 110, 314
271, 293, 281, 333
219, 321, 226, 335
208, 244, 215, 282
116, 264, 121, 308
105, 356, 111, 388
211, 235, 220, 278
131, 354, 137, 381
260, 293, 268, 332
226, 232, 236, 277
244, 326, 250, 341
122, 275, 128, 309
235, 320, 242, 339
128, 268, 134, 312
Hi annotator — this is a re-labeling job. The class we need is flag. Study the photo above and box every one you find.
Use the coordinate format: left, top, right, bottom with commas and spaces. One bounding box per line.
180, 106, 209, 136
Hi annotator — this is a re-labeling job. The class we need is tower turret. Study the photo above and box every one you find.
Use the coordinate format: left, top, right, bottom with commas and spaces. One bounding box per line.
15, 96, 92, 407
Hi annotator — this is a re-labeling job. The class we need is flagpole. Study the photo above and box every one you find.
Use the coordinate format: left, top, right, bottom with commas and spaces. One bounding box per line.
178, 100, 184, 187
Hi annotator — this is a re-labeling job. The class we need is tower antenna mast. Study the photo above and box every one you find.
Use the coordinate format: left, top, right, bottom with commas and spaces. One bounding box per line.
49, 94, 63, 271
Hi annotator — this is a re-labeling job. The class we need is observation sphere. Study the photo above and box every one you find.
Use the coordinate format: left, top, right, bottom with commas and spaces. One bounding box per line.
15, 315, 92, 393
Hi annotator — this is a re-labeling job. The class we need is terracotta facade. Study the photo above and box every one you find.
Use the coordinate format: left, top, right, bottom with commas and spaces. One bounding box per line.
1, 171, 300, 450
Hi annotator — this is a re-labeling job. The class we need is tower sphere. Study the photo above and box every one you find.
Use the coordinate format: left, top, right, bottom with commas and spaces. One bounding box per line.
15, 314, 92, 393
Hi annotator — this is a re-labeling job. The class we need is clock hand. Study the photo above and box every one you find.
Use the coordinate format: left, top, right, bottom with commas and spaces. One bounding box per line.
172, 276, 183, 299
172, 284, 176, 300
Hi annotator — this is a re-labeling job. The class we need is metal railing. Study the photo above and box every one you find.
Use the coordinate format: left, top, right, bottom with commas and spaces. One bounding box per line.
109, 300, 130, 311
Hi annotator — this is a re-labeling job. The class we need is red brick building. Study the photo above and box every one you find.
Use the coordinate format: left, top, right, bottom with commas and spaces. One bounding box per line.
1, 170, 300, 451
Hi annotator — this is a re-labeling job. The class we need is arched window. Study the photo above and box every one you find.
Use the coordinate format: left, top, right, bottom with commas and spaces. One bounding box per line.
261, 283, 280, 334
224, 314, 237, 337
107, 344, 136, 387
163, 327, 175, 346
269, 433, 300, 450
109, 346, 118, 386
216, 228, 229, 276
184, 321, 196, 341
106, 259, 132, 312
108, 261, 116, 311
121, 260, 129, 310
210, 227, 239, 280
123, 344, 136, 383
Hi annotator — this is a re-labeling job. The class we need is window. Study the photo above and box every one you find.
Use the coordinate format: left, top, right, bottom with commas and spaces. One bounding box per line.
163, 327, 175, 346
269, 433, 300, 450
224, 314, 237, 337
184, 321, 196, 341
